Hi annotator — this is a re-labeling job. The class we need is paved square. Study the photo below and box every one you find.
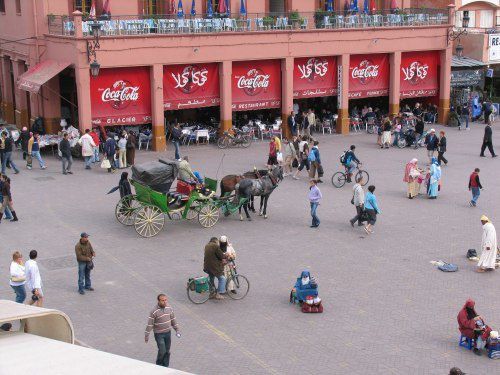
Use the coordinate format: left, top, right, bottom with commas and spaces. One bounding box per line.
1, 123, 499, 374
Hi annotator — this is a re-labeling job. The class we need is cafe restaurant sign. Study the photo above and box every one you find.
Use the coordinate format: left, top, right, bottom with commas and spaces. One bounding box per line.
293, 57, 338, 98
348, 54, 389, 98
489, 34, 500, 62
400, 51, 439, 98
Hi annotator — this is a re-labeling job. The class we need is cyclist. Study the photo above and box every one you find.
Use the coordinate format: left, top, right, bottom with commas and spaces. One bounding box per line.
341, 145, 361, 183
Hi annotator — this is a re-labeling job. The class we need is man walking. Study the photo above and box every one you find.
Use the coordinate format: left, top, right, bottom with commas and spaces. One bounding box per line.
203, 237, 226, 300
0, 174, 18, 222
477, 215, 497, 273
480, 121, 496, 157
19, 127, 30, 160
424, 129, 439, 163
287, 111, 296, 136
28, 133, 47, 170
459, 103, 470, 130
145, 294, 180, 368
308, 179, 322, 228
25, 250, 43, 307
78, 129, 96, 169
350, 176, 365, 227
308, 141, 323, 182
75, 232, 95, 294
171, 123, 182, 161
1, 131, 19, 175
437, 130, 448, 166
306, 109, 315, 137
59, 132, 73, 175
89, 128, 100, 164
469, 168, 483, 207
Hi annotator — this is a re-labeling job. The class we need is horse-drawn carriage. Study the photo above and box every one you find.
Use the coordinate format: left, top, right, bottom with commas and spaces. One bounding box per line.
115, 160, 221, 237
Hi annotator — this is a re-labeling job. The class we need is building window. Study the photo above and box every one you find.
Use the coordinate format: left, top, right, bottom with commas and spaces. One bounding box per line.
143, 0, 159, 15
74, 0, 92, 14
15, 0, 21, 14
480, 10, 493, 29
0, 0, 5, 13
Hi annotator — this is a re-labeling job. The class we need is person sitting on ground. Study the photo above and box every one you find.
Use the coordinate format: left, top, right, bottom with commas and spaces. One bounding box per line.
178, 156, 199, 184
292, 271, 318, 303
457, 299, 492, 356
203, 237, 227, 300
342, 145, 361, 183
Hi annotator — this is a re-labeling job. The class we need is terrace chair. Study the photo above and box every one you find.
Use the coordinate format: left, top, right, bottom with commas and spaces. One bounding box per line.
301, 17, 308, 29
255, 18, 265, 31
157, 19, 167, 33
82, 21, 90, 36
238, 18, 251, 31
138, 133, 152, 150
63, 21, 75, 36
177, 19, 190, 33
335, 15, 345, 28
273, 17, 283, 30
322, 120, 333, 135
203, 19, 213, 32
192, 18, 202, 33
324, 15, 333, 29
213, 18, 223, 32
143, 19, 155, 33
282, 17, 292, 30
372, 14, 383, 27
224, 18, 234, 31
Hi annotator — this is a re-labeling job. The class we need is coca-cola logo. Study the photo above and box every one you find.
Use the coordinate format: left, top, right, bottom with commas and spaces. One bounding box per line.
171, 65, 208, 94
236, 68, 270, 96
101, 80, 139, 110
297, 58, 329, 82
401, 61, 429, 85
351, 60, 379, 85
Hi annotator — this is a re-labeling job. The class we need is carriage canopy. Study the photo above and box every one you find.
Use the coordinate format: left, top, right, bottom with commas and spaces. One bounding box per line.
131, 159, 178, 193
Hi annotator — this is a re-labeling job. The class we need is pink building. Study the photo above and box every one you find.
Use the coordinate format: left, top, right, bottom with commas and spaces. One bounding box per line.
0, 0, 454, 150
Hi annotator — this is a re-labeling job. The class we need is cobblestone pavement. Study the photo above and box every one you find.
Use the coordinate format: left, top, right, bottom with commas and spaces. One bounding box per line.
1, 122, 499, 375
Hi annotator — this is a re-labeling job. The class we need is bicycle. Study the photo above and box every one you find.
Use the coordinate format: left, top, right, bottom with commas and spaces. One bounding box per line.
331, 162, 369, 188
217, 128, 252, 149
187, 261, 250, 304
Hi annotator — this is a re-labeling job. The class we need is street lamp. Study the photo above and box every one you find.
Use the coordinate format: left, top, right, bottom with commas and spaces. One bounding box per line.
87, 20, 102, 77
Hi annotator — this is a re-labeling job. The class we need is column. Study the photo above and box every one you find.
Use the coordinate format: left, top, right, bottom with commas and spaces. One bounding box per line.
438, 47, 452, 125
336, 54, 350, 135
1, 57, 15, 124
75, 67, 92, 132
219, 61, 232, 133
389, 51, 401, 116
281, 57, 294, 139
12, 60, 29, 128
151, 64, 166, 151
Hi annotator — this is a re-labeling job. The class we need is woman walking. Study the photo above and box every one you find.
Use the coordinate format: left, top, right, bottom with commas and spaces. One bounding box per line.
293, 137, 310, 180
364, 185, 380, 234
308, 179, 322, 228
282, 138, 296, 177
0, 175, 18, 222
118, 133, 127, 169
9, 251, 26, 303
428, 157, 441, 199
403, 158, 422, 199
437, 130, 448, 166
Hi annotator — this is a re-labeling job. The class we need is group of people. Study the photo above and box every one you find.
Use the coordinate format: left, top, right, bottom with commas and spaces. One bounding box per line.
403, 157, 442, 199
9, 250, 43, 306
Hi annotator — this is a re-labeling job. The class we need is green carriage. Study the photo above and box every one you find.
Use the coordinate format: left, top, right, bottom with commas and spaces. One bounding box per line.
115, 160, 220, 237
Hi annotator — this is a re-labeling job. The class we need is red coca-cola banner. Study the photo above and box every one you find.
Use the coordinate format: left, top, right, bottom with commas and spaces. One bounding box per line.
232, 60, 281, 111
163, 63, 220, 110
400, 51, 439, 98
91, 67, 151, 126
293, 57, 338, 98
349, 54, 389, 99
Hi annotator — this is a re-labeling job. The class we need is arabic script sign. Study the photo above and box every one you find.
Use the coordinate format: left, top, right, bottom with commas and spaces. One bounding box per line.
400, 51, 439, 98
293, 57, 338, 98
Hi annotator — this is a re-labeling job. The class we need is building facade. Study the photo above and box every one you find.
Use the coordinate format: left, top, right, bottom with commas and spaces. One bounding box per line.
1, 0, 453, 150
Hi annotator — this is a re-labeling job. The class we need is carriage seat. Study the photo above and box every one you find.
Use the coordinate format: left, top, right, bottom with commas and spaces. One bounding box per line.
167, 191, 189, 205
177, 180, 196, 196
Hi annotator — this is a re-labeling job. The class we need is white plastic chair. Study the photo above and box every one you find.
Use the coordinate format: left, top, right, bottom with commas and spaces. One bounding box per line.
255, 18, 264, 30
324, 15, 332, 29
301, 17, 308, 29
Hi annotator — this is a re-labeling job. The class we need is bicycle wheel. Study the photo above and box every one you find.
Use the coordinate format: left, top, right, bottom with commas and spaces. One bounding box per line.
217, 137, 229, 149
397, 138, 406, 149
356, 170, 369, 186
367, 125, 374, 134
331, 172, 346, 188
240, 135, 252, 148
186, 279, 211, 304
226, 274, 250, 300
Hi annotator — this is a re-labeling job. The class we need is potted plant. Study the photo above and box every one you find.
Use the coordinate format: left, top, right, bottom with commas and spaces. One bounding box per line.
289, 10, 301, 29
263, 16, 274, 28
314, 9, 329, 28
48, 13, 56, 24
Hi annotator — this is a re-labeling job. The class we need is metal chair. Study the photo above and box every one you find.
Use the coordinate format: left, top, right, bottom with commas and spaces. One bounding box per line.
138, 133, 152, 150
322, 120, 333, 134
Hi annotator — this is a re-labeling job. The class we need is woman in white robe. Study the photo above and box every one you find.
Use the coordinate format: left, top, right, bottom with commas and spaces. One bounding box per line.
477, 215, 498, 272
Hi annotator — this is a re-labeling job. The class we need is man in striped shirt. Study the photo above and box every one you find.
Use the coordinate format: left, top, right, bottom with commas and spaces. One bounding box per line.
145, 294, 180, 367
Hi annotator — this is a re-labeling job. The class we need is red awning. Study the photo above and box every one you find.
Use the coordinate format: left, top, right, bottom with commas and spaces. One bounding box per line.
17, 60, 71, 93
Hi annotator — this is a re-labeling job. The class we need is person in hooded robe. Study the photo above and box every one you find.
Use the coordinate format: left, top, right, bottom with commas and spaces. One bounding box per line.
477, 215, 497, 272
403, 158, 422, 199
457, 299, 492, 355
427, 157, 441, 199
219, 236, 236, 293
118, 172, 132, 198
293, 271, 318, 302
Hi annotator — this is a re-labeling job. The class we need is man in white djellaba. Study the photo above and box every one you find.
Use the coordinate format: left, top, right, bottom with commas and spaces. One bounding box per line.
477, 215, 498, 273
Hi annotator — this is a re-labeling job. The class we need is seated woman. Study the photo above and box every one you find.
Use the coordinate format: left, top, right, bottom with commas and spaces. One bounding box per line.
292, 271, 318, 303
457, 299, 492, 356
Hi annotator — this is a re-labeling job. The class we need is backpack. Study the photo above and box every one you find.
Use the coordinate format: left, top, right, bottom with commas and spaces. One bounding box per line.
308, 148, 316, 162
339, 150, 348, 164
466, 249, 477, 259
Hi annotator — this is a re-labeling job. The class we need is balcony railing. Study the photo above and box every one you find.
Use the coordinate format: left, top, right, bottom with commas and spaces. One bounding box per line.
48, 9, 449, 37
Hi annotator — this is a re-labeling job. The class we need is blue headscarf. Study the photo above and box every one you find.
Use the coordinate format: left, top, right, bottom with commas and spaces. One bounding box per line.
300, 270, 311, 279
431, 157, 439, 166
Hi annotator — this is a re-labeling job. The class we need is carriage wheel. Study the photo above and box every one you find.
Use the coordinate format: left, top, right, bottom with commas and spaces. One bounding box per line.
198, 203, 220, 228
186, 203, 199, 220
115, 195, 141, 226
134, 205, 165, 238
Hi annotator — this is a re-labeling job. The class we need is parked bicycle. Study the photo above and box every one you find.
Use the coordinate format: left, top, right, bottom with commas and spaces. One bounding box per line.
331, 162, 369, 188
217, 128, 252, 149
187, 261, 250, 304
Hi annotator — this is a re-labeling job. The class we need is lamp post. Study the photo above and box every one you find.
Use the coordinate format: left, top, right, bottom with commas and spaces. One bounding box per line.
87, 20, 102, 77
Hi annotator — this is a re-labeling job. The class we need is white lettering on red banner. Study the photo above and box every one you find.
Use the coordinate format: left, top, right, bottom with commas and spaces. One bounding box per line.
351, 60, 379, 84
101, 80, 139, 110
297, 58, 329, 80
401, 61, 429, 84
237, 68, 270, 96
171, 65, 208, 93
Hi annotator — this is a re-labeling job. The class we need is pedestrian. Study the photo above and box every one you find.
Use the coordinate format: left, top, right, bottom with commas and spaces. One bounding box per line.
0, 132, 4, 170
424, 129, 438, 163
480, 121, 496, 157
118, 171, 132, 198
219, 235, 237, 293
427, 157, 441, 199
1, 131, 19, 175
414, 116, 425, 149
308, 179, 322, 228
25, 250, 43, 307
308, 140, 324, 182
282, 138, 296, 177
59, 132, 73, 175
292, 136, 310, 180
380, 117, 392, 149
403, 158, 422, 199
9, 251, 26, 303
203, 237, 227, 300
145, 294, 180, 368
78, 129, 96, 170
0, 175, 18, 222
0, 173, 13, 221
287, 111, 296, 136
468, 168, 483, 207
267, 137, 278, 169
126, 131, 136, 167
483, 101, 492, 124
89, 128, 100, 164
104, 133, 117, 173
171, 123, 182, 161
117, 133, 127, 168
27, 133, 47, 169
364, 185, 380, 234
306, 109, 315, 137
459, 103, 470, 130
437, 130, 448, 166
350, 176, 365, 227
75, 232, 95, 295
477, 215, 497, 273
18, 126, 30, 160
